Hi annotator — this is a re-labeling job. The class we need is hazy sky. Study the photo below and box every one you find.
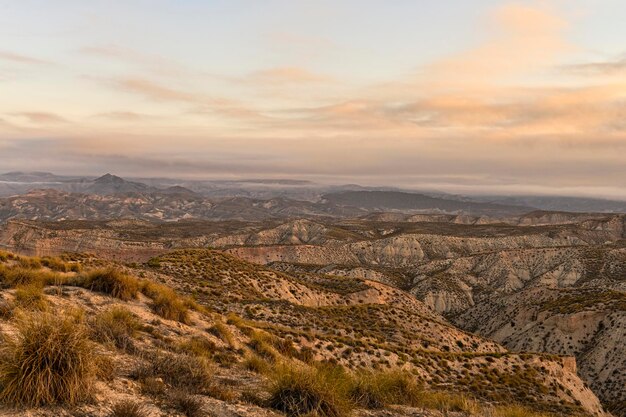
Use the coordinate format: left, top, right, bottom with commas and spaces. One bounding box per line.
1, 0, 625, 197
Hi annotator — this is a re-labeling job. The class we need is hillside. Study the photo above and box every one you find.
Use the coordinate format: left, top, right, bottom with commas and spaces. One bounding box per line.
0, 214, 624, 415
0, 249, 608, 417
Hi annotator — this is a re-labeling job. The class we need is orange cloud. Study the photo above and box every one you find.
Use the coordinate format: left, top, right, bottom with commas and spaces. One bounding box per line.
422, 3, 571, 89
9, 112, 68, 124
91, 111, 154, 121
111, 78, 201, 103
247, 67, 334, 84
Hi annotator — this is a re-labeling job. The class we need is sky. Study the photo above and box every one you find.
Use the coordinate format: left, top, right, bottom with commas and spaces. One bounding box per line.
0, 0, 625, 198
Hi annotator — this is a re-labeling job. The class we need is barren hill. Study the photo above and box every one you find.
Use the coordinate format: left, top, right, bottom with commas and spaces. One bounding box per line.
0, 248, 608, 416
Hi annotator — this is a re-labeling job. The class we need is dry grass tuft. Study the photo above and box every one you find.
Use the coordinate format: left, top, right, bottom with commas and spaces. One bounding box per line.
178, 335, 216, 359
0, 298, 14, 319
208, 320, 235, 347
143, 282, 190, 323
170, 391, 205, 417
13, 283, 48, 311
91, 306, 140, 351
76, 268, 140, 300
0, 265, 60, 288
487, 405, 553, 417
243, 353, 270, 374
349, 369, 422, 408
268, 361, 352, 417
133, 351, 213, 394
417, 391, 481, 414
0, 310, 97, 406
40, 256, 80, 273
109, 399, 148, 417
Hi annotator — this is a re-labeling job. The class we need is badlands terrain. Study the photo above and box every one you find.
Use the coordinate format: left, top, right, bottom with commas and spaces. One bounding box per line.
0, 174, 624, 416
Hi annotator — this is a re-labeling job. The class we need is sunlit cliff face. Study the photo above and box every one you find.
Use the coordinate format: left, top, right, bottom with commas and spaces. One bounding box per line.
0, 1, 625, 198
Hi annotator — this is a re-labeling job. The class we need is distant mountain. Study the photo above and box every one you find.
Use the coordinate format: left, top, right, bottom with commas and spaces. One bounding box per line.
158, 185, 198, 197
85, 173, 155, 195
478, 195, 626, 213
0, 171, 62, 182
2, 171, 625, 214
322, 190, 533, 216
0, 189, 366, 222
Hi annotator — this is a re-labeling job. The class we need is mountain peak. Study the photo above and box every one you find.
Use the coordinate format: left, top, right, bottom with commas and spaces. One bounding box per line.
93, 173, 126, 184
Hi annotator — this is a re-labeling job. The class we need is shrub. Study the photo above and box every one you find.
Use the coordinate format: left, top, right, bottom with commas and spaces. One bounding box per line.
0, 310, 97, 406
41, 256, 80, 272
349, 369, 422, 408
17, 257, 42, 269
145, 283, 190, 323
146, 258, 161, 268
170, 391, 205, 417
91, 306, 140, 351
133, 351, 212, 393
226, 312, 246, 327
77, 268, 140, 300
0, 298, 14, 319
208, 321, 235, 347
243, 353, 270, 374
490, 405, 552, 417
267, 361, 352, 417
14, 283, 48, 311
178, 336, 216, 358
417, 391, 480, 414
249, 330, 279, 361
109, 400, 148, 417
0, 266, 58, 288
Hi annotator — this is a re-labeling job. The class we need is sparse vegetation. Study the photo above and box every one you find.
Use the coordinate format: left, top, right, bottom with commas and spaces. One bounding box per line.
243, 353, 270, 374
109, 400, 148, 417
169, 391, 205, 417
91, 306, 140, 351
0, 310, 97, 406
151, 287, 190, 323
76, 268, 140, 300
349, 369, 422, 408
13, 282, 48, 311
208, 320, 235, 347
0, 241, 612, 417
0, 265, 60, 288
133, 351, 213, 393
267, 361, 352, 417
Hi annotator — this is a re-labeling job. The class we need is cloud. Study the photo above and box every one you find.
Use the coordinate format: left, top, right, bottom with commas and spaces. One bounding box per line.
91, 111, 155, 121
79, 44, 187, 77
110, 78, 201, 103
246, 67, 334, 84
2, 2, 625, 198
0, 51, 49, 65
93, 77, 265, 123
420, 3, 571, 89
564, 54, 626, 76
8, 112, 69, 124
